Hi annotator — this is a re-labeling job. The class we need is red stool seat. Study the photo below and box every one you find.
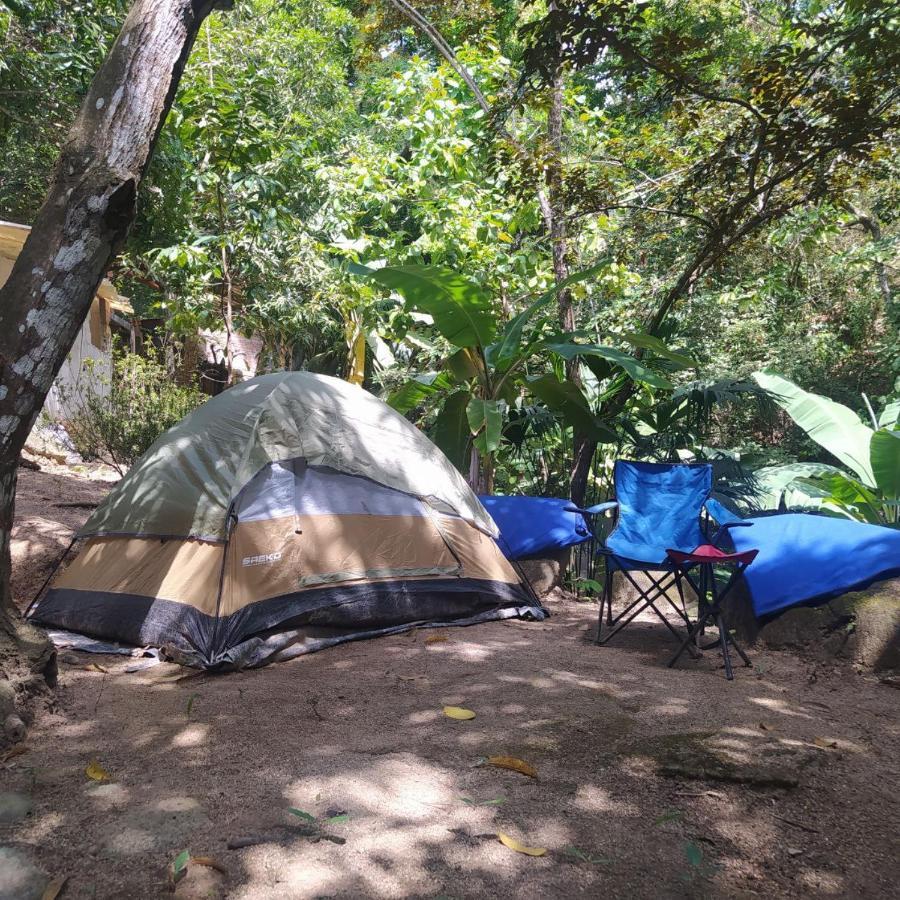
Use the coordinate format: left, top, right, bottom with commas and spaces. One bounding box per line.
667, 545, 758, 566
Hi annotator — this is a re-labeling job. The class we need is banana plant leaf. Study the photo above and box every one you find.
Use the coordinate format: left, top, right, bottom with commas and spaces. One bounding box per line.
814, 472, 886, 525
387, 372, 454, 414
878, 400, 900, 428
349, 263, 495, 349
752, 371, 876, 487
466, 397, 505, 453
543, 341, 672, 389
486, 258, 612, 372
432, 390, 471, 471
621, 332, 696, 369
527, 374, 618, 442
871, 428, 900, 500
748, 462, 844, 511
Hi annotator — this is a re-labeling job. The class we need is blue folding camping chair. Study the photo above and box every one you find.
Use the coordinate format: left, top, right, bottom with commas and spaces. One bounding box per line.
594, 460, 716, 647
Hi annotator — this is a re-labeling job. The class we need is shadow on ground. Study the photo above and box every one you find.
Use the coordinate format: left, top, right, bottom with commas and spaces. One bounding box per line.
3, 469, 899, 898
2, 607, 898, 898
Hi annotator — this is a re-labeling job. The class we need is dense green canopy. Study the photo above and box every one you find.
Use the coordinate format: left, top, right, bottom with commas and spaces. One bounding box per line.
1, 0, 896, 507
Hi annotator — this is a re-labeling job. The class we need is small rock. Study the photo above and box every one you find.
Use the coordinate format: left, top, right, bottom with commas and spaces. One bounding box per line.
0, 683, 16, 721
0, 792, 32, 825
0, 846, 48, 900
3, 715, 26, 744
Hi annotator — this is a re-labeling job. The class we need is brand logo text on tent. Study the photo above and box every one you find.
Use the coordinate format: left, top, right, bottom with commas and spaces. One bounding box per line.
242, 552, 282, 567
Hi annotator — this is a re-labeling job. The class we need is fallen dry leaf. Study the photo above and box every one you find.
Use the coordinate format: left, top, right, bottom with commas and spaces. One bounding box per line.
87, 663, 108, 674
443, 706, 476, 721
758, 722, 774, 731
498, 832, 546, 856
41, 876, 68, 900
1, 744, 29, 763
85, 760, 111, 781
425, 635, 448, 645
191, 856, 229, 875
487, 755, 538, 778
813, 737, 838, 749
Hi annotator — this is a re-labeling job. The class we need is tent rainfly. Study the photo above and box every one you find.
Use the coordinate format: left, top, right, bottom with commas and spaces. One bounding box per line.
30, 372, 544, 667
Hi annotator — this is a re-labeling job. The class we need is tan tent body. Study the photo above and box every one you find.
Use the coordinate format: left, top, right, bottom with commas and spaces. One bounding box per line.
31, 373, 542, 667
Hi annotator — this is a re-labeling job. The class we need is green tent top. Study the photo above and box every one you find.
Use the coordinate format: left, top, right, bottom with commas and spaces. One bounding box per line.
81, 371, 496, 542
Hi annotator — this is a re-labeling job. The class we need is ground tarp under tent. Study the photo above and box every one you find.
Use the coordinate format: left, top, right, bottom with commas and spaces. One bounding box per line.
29, 372, 544, 668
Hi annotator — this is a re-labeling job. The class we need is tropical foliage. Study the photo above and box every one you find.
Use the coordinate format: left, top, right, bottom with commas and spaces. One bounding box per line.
753, 372, 900, 526
1, 0, 897, 508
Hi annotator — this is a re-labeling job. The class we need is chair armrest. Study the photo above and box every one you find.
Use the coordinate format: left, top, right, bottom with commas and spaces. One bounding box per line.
711, 520, 752, 547
584, 501, 618, 515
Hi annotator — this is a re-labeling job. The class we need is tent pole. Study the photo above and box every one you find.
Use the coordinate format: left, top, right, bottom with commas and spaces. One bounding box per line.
24, 534, 78, 616
206, 507, 237, 664
497, 532, 543, 610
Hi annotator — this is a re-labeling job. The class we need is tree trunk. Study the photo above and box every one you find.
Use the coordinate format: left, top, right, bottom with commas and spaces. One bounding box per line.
0, 0, 229, 724
544, 16, 594, 506
846, 204, 896, 332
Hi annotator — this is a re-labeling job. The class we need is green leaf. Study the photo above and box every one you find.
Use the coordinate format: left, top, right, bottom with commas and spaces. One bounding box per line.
819, 473, 885, 524
871, 429, 900, 499
527, 374, 617, 441
466, 397, 504, 453
622, 333, 696, 369
578, 578, 605, 594
325, 813, 349, 824
752, 371, 875, 487
543, 341, 672, 389
878, 400, 900, 429
349, 263, 495, 349
287, 808, 317, 822
750, 463, 844, 511
488, 258, 612, 372
684, 842, 703, 867
387, 372, 452, 414
445, 348, 480, 383
170, 849, 190, 884
432, 391, 471, 472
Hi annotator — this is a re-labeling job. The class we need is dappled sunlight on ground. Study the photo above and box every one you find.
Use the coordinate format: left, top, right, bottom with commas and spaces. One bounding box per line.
1, 601, 896, 898
3, 470, 898, 896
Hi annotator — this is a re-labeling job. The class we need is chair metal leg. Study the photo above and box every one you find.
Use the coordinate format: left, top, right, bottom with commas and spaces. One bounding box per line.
674, 571, 689, 622
597, 565, 612, 643
716, 612, 734, 680
606, 565, 614, 625
732, 634, 753, 668
668, 608, 712, 669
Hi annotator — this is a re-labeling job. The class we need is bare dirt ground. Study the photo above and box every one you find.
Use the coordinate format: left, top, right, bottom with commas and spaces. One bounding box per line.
3, 468, 899, 899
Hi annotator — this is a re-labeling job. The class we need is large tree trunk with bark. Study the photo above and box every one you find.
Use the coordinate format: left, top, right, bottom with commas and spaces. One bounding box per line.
0, 0, 229, 740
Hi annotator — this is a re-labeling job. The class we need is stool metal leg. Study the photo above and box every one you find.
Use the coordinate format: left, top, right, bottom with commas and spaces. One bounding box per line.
716, 612, 734, 680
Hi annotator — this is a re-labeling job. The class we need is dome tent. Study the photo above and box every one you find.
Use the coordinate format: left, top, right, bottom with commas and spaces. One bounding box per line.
30, 372, 544, 668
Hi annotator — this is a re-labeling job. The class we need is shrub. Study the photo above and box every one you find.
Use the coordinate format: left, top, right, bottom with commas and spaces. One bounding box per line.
60, 347, 204, 473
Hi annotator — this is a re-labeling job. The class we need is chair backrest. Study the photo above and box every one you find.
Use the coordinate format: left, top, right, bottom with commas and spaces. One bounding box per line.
606, 460, 712, 563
